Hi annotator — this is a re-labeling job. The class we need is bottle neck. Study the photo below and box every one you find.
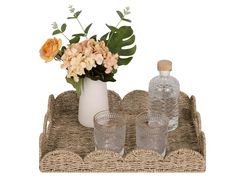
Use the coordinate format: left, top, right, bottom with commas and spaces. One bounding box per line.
159, 71, 170, 76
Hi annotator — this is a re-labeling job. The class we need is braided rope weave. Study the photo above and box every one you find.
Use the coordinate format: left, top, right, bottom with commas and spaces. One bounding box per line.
39, 90, 206, 172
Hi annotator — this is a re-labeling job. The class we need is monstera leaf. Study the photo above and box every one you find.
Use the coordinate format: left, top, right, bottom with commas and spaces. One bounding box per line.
105, 26, 136, 66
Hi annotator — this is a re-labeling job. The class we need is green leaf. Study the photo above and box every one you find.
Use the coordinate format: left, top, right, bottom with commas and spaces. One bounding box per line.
54, 46, 66, 60
104, 73, 116, 82
90, 35, 97, 41
122, 18, 132, 23
121, 35, 135, 46
87, 65, 105, 81
119, 45, 136, 56
117, 57, 133, 65
72, 33, 85, 37
106, 26, 136, 66
86, 65, 116, 82
116, 10, 124, 19
52, 29, 61, 35
124, 7, 131, 15
100, 33, 109, 43
67, 17, 76, 19
54, 54, 62, 61
61, 23, 67, 32
106, 24, 118, 32
74, 10, 82, 18
66, 77, 83, 95
84, 23, 92, 34
70, 36, 80, 44
61, 46, 66, 53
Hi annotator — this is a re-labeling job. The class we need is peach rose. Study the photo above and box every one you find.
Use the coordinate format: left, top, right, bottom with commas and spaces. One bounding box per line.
40, 38, 62, 62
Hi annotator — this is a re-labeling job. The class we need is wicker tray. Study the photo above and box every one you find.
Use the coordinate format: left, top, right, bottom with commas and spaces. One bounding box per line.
39, 90, 206, 172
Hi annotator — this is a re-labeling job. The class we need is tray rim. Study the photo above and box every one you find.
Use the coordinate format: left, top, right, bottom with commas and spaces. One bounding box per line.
39, 90, 206, 172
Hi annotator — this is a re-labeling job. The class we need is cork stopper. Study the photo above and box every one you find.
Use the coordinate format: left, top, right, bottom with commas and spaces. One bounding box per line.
157, 60, 172, 71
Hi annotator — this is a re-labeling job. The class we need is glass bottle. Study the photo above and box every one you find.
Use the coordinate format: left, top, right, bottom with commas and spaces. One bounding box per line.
148, 60, 180, 131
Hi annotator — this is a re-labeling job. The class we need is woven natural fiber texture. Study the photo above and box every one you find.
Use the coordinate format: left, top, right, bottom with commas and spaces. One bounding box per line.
39, 90, 206, 172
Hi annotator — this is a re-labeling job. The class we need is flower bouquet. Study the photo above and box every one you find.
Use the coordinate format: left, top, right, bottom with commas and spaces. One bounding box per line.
40, 6, 136, 95
39, 6, 136, 127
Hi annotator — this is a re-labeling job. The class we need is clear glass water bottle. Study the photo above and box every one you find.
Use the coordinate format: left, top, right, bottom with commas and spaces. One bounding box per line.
148, 60, 180, 131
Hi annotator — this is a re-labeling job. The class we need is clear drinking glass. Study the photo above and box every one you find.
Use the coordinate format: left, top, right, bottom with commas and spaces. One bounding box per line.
94, 110, 126, 155
136, 112, 168, 156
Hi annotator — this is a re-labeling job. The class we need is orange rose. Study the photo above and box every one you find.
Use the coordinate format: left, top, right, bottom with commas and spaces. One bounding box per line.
40, 38, 62, 62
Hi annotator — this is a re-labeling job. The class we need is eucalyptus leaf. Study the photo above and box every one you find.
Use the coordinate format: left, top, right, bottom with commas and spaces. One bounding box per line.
61, 23, 67, 32
74, 10, 82, 18
84, 23, 92, 34
70, 36, 80, 44
116, 10, 124, 19
100, 33, 109, 43
72, 33, 85, 37
66, 77, 83, 95
52, 29, 61, 35
67, 17, 75, 19
106, 24, 117, 32
124, 7, 131, 15
122, 18, 132, 23
106, 26, 136, 66
90, 35, 97, 41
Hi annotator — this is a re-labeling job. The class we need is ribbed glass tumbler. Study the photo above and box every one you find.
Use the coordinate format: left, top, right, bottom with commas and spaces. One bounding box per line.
94, 110, 126, 155
136, 112, 168, 156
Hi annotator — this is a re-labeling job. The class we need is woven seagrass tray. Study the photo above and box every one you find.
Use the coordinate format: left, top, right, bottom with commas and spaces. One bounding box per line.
39, 90, 206, 172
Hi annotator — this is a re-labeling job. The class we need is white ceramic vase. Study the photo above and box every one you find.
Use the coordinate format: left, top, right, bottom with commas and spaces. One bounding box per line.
78, 77, 109, 128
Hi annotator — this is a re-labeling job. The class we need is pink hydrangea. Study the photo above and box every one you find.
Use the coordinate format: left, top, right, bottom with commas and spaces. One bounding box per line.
61, 39, 119, 82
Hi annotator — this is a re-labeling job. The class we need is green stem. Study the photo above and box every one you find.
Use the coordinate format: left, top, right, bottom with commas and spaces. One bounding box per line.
116, 19, 122, 28
62, 32, 70, 41
76, 18, 87, 39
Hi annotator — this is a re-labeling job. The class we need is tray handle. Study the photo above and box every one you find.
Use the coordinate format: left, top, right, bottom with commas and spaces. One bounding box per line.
43, 112, 49, 134
43, 94, 55, 135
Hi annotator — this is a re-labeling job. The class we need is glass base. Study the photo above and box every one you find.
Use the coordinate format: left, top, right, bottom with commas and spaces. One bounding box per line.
160, 148, 166, 157
95, 147, 124, 156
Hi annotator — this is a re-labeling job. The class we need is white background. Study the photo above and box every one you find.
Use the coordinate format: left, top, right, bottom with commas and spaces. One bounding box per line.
0, 0, 236, 176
